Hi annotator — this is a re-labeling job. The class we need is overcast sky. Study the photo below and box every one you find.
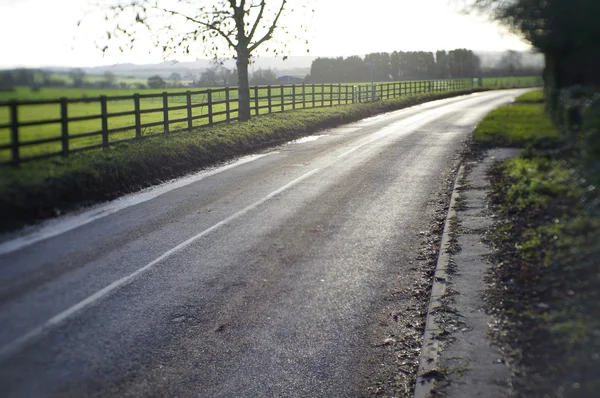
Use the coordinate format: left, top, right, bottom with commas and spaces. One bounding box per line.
0, 0, 531, 68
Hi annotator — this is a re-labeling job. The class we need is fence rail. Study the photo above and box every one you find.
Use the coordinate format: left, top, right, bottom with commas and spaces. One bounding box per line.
0, 77, 539, 165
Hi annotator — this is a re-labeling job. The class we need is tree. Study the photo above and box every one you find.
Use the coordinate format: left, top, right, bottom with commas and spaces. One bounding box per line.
498, 50, 522, 76
249, 68, 277, 85
199, 66, 219, 87
219, 67, 236, 86
169, 72, 182, 87
183, 70, 196, 81
103, 71, 116, 87
99, 1, 309, 122
69, 68, 86, 88
0, 71, 15, 92
470, 0, 600, 88
147, 75, 166, 89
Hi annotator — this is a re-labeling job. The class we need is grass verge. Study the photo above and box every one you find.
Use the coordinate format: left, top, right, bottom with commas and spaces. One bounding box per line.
473, 90, 564, 148
0, 89, 483, 232
475, 90, 600, 397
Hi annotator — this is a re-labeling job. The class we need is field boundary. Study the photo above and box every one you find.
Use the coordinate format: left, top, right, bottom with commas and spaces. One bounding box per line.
0, 77, 540, 165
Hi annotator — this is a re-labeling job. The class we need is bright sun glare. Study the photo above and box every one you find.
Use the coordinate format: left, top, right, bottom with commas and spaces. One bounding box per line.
0, 0, 531, 68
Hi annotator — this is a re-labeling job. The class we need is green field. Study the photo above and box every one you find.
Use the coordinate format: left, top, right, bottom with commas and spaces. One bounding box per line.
480, 76, 542, 89
0, 78, 537, 164
40, 73, 195, 88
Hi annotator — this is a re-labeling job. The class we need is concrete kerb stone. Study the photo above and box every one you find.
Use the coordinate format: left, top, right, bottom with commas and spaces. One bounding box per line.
413, 164, 465, 398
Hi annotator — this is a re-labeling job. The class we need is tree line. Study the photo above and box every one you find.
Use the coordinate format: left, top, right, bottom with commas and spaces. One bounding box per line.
306, 49, 481, 83
306, 49, 542, 83
0, 65, 282, 93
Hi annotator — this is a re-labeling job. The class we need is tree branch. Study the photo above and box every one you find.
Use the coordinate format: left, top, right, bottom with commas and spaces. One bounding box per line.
249, 0, 286, 52
247, 0, 266, 43
153, 5, 237, 49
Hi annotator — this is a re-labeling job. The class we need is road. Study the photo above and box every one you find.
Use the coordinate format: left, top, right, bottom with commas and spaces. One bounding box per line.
0, 90, 525, 397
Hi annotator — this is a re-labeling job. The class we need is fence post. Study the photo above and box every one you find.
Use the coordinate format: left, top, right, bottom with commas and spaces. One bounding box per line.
60, 98, 68, 157
312, 84, 316, 107
9, 101, 19, 165
346, 85, 349, 104
207, 89, 213, 126
254, 86, 259, 116
184, 91, 193, 130
225, 87, 231, 122
267, 85, 272, 113
100, 96, 109, 149
292, 84, 296, 110
321, 84, 325, 107
338, 83, 342, 105
358, 85, 362, 103
134, 94, 142, 137
280, 85, 284, 112
162, 92, 170, 134
302, 84, 306, 108
330, 84, 333, 107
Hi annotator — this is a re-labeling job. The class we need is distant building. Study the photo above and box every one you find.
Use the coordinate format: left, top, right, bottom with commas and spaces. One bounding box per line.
276, 75, 304, 84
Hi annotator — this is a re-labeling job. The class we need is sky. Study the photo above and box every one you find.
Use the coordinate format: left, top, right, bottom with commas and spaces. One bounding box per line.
0, 0, 532, 68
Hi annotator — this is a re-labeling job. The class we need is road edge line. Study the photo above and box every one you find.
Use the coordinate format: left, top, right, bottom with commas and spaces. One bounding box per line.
413, 163, 465, 398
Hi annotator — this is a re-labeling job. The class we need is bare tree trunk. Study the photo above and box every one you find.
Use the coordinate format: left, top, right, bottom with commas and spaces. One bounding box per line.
237, 51, 251, 122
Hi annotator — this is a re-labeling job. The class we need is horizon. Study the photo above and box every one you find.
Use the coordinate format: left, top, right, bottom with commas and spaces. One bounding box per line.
1, 50, 542, 73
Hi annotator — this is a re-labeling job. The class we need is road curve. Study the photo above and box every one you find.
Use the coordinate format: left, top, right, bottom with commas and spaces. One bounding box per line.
0, 90, 526, 397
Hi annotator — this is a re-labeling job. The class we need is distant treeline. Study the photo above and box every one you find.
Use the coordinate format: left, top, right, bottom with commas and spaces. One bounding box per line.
0, 65, 284, 92
0, 68, 151, 92
306, 49, 542, 83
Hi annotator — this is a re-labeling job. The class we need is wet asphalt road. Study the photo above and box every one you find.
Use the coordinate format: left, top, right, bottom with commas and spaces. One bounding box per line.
0, 90, 526, 397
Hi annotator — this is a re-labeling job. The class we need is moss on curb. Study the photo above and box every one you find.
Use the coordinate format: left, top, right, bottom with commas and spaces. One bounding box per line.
0, 89, 484, 231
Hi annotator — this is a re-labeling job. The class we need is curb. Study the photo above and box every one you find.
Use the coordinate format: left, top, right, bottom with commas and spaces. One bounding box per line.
413, 163, 465, 398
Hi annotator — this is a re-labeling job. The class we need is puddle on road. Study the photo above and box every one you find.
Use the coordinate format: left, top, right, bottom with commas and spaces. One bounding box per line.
287, 135, 328, 145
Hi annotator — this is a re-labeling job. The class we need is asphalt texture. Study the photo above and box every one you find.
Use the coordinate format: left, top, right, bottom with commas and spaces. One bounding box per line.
0, 90, 527, 397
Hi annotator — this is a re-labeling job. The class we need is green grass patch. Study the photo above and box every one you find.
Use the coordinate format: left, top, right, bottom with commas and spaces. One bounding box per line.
0, 89, 483, 231
473, 103, 563, 148
514, 89, 545, 103
480, 76, 542, 89
490, 154, 600, 396
489, 150, 600, 397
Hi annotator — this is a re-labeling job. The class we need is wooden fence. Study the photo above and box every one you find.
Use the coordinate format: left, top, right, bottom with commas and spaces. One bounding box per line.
0, 79, 478, 165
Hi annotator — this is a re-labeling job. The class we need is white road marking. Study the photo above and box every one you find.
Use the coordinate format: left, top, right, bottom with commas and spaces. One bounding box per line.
0, 168, 320, 361
0, 153, 275, 256
337, 105, 458, 159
